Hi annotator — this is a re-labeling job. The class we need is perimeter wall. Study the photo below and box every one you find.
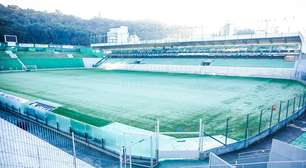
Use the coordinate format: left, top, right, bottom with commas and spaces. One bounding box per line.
101, 63, 295, 79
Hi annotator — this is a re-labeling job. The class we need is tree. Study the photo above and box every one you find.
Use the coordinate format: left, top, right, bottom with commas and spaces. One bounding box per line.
0, 4, 174, 45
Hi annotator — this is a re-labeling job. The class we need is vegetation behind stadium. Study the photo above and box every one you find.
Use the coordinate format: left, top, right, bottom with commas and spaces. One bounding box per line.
0, 4, 173, 45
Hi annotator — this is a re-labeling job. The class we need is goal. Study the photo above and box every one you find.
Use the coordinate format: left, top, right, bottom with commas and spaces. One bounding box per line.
25, 65, 38, 72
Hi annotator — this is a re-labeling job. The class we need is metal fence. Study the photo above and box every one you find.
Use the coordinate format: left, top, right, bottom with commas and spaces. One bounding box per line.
0, 99, 158, 168
0, 117, 94, 168
203, 91, 306, 143
154, 91, 306, 160
0, 103, 126, 168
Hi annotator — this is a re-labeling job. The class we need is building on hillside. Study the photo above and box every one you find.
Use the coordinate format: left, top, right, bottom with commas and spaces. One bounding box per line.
107, 26, 129, 44
220, 23, 233, 36
128, 34, 140, 44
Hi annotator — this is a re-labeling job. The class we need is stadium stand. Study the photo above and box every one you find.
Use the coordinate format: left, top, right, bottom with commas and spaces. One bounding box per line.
0, 43, 104, 70
0, 51, 10, 59
93, 34, 302, 61
16, 50, 100, 58
17, 51, 71, 58
0, 59, 22, 70
107, 43, 300, 58
20, 58, 85, 69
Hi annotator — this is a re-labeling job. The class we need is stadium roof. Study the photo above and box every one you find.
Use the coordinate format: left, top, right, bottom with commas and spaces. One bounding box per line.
91, 33, 304, 51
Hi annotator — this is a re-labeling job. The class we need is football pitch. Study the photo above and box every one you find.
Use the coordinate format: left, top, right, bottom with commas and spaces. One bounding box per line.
0, 69, 305, 139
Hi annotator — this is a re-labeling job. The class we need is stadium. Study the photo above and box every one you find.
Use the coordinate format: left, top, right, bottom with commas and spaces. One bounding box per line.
1, 30, 306, 168
1, 1, 306, 166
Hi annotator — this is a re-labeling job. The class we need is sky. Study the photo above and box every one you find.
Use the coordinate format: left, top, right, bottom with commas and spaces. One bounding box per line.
1, 0, 306, 32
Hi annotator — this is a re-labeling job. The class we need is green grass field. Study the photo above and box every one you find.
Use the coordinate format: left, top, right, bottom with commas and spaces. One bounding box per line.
0, 69, 304, 139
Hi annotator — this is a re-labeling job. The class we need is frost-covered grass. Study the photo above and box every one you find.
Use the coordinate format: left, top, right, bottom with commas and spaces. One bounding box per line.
0, 69, 304, 140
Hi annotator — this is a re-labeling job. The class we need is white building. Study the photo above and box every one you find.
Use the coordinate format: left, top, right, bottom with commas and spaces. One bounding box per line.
128, 34, 140, 44
220, 23, 233, 36
107, 26, 129, 44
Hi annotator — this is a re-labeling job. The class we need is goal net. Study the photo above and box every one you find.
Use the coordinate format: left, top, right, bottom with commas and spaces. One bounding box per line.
26, 65, 38, 71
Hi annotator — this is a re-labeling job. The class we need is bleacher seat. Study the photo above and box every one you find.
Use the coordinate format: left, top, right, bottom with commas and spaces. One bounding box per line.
0, 47, 105, 71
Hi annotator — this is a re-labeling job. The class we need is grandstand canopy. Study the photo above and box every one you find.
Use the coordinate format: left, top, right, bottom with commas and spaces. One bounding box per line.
91, 33, 304, 51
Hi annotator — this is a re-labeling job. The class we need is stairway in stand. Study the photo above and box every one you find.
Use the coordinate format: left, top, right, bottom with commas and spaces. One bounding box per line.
5, 50, 27, 70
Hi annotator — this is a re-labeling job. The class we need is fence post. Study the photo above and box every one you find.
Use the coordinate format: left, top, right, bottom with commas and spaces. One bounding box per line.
302, 92, 305, 107
258, 110, 263, 133
198, 119, 203, 154
278, 101, 282, 123
129, 147, 132, 168
155, 120, 159, 162
101, 138, 104, 149
298, 95, 301, 109
120, 146, 124, 168
292, 97, 296, 114
269, 106, 274, 128
150, 136, 154, 168
286, 99, 290, 118
85, 133, 88, 145
225, 118, 229, 145
244, 114, 250, 147
72, 132, 77, 168
202, 121, 205, 151
124, 146, 127, 168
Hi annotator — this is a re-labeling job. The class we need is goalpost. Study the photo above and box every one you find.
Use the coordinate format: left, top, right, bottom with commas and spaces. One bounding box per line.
25, 65, 38, 71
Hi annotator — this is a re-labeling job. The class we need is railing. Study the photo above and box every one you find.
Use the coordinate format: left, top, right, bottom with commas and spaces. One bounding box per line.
147, 90, 306, 161
200, 91, 306, 159
0, 103, 157, 168
93, 56, 110, 67
0, 118, 93, 168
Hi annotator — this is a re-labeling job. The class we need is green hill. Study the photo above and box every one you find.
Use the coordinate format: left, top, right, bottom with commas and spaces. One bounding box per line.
0, 4, 172, 45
